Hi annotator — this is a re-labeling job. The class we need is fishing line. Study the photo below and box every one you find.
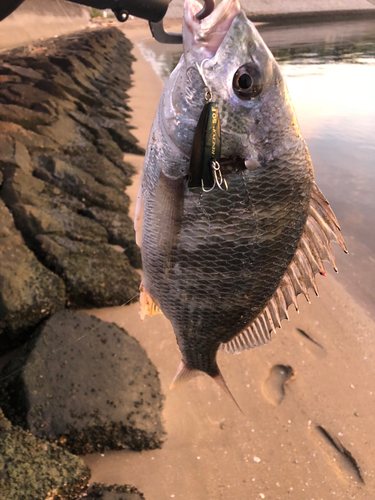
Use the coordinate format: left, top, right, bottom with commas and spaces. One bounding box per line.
0, 292, 141, 384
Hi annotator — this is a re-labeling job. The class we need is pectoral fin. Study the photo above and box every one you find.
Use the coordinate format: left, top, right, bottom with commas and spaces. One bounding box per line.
153, 170, 185, 256
139, 283, 163, 320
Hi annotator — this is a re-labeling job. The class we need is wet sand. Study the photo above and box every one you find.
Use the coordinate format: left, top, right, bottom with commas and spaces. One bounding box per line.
82, 20, 375, 500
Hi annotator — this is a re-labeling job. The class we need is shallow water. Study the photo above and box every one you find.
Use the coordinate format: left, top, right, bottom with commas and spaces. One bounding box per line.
137, 18, 375, 317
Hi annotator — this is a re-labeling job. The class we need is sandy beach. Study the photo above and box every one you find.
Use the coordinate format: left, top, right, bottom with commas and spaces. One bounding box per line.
80, 20, 375, 500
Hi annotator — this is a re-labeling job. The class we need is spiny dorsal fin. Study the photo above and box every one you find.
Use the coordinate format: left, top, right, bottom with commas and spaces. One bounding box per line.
220, 182, 347, 355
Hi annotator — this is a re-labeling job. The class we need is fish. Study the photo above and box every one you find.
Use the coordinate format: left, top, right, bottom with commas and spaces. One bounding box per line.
135, 0, 347, 404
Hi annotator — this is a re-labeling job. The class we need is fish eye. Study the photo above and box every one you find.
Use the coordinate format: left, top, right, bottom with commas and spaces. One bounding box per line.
233, 63, 262, 100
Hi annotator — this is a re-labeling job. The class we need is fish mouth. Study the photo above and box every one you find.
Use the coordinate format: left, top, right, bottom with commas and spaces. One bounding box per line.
184, 0, 241, 57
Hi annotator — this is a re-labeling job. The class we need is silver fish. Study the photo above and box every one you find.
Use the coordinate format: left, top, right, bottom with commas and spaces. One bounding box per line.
135, 0, 347, 404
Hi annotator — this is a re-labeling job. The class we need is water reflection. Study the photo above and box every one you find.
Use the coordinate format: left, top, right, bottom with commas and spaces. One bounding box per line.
260, 18, 375, 63
137, 18, 375, 315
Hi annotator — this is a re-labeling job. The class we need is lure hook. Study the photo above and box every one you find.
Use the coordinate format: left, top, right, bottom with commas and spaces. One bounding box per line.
201, 160, 228, 192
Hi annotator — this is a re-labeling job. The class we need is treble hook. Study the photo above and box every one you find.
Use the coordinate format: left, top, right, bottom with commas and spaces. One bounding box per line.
196, 0, 215, 21
201, 160, 228, 192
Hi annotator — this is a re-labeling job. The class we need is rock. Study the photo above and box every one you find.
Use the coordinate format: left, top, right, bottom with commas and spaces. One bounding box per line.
0, 200, 66, 352
68, 153, 133, 191
0, 197, 18, 238
80, 483, 145, 500
0, 103, 55, 129
1, 62, 44, 80
69, 110, 144, 157
48, 55, 98, 89
0, 121, 57, 151
2, 171, 139, 309
34, 78, 74, 101
95, 117, 145, 156
11, 203, 108, 244
0, 74, 22, 83
0, 135, 31, 175
96, 137, 141, 174
1, 83, 58, 112
51, 71, 102, 107
84, 206, 142, 269
67, 110, 142, 176
35, 235, 141, 308
1, 169, 85, 213
0, 311, 165, 455
0, 409, 90, 500
34, 156, 130, 213
36, 115, 98, 156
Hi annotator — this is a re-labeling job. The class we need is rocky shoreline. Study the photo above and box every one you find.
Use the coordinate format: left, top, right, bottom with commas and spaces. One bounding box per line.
0, 26, 143, 353
0, 26, 164, 499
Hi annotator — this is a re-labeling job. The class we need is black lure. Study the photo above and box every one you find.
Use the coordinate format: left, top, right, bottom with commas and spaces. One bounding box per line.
188, 102, 221, 191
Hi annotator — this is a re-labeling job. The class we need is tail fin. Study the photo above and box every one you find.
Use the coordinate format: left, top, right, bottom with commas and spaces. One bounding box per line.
170, 360, 243, 413
169, 360, 201, 390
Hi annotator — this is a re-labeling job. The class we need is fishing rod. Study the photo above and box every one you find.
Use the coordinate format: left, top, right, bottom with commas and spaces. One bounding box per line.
0, 0, 215, 44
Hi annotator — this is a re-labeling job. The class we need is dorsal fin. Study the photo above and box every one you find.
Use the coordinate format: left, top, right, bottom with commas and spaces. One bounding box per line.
220, 182, 347, 355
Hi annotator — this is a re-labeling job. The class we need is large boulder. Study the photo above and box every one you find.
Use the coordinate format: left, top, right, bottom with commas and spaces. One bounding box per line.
0, 410, 90, 500
35, 235, 141, 308
0, 311, 165, 455
0, 199, 65, 352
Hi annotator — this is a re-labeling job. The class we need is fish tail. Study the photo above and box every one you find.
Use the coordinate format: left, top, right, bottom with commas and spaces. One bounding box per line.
170, 360, 243, 413
169, 360, 201, 390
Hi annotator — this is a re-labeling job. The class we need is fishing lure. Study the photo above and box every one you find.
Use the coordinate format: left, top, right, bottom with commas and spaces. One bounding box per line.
188, 61, 228, 192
